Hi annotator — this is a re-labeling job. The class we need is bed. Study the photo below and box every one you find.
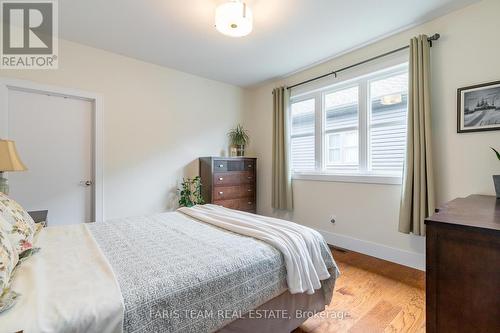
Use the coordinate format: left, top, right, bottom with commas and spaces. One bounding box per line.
1, 205, 339, 333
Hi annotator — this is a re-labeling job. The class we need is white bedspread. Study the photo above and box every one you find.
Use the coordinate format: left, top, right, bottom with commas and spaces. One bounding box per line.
178, 204, 332, 295
0, 224, 124, 333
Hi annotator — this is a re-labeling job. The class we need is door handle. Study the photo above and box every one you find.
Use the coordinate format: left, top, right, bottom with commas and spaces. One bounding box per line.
80, 180, 93, 186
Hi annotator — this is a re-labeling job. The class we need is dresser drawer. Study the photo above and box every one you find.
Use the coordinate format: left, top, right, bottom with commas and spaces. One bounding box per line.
239, 198, 256, 212
244, 160, 255, 171
213, 172, 255, 186
213, 185, 255, 201
214, 160, 228, 172
214, 198, 256, 212
214, 159, 256, 172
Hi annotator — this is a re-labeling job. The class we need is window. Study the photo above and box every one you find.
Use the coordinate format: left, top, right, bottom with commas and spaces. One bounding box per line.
369, 72, 408, 173
289, 63, 408, 183
290, 98, 315, 171
324, 86, 359, 169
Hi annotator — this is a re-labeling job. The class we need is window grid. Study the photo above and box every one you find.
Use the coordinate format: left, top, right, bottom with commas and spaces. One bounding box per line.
290, 97, 316, 172
290, 63, 408, 177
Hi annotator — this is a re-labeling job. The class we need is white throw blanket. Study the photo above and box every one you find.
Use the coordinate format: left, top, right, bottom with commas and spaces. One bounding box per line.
1, 224, 124, 333
178, 204, 331, 295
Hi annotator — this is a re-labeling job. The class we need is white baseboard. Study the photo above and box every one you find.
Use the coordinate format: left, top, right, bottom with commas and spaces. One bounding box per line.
316, 229, 425, 271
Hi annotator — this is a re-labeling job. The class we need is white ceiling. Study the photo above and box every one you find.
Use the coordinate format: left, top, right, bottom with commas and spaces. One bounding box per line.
59, 0, 479, 87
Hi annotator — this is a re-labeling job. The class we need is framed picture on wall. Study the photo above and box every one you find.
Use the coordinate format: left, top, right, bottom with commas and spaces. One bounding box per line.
457, 80, 500, 133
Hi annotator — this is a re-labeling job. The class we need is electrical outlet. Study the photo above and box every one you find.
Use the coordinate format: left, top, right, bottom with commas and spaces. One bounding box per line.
329, 215, 337, 224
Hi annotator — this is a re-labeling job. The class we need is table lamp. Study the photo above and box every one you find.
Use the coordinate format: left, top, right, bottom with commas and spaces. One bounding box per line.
0, 139, 27, 195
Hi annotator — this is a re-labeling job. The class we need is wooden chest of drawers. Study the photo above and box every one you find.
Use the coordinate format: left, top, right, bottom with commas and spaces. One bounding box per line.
425, 195, 500, 333
199, 157, 257, 213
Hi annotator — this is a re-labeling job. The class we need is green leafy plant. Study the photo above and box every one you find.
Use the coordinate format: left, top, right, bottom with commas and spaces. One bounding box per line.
178, 176, 204, 207
228, 124, 250, 146
491, 147, 500, 161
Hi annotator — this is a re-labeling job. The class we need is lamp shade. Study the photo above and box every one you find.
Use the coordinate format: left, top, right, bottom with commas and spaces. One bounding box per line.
0, 140, 27, 172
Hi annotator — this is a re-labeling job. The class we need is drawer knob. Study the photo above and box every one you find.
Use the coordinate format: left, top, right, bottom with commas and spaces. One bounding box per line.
248, 177, 253, 180
219, 191, 224, 195
248, 164, 253, 168
248, 201, 253, 205
247, 189, 252, 192
219, 164, 224, 168
219, 177, 223, 181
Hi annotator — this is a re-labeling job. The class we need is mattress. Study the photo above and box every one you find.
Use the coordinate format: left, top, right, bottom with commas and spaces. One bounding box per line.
88, 212, 338, 333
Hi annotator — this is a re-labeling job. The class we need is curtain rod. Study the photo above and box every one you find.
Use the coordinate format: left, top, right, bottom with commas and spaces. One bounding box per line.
286, 33, 440, 91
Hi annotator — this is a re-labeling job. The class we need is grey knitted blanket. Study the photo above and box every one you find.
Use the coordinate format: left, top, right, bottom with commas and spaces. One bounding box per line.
88, 212, 338, 333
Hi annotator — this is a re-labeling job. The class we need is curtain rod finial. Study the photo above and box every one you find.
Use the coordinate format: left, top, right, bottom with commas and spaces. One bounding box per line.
427, 33, 440, 47
429, 33, 440, 41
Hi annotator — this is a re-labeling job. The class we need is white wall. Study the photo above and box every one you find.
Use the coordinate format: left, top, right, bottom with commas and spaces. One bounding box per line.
243, 0, 500, 269
0, 39, 244, 220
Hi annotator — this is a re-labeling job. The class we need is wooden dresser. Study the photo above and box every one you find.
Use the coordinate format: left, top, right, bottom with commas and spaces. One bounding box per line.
425, 195, 500, 333
199, 157, 257, 213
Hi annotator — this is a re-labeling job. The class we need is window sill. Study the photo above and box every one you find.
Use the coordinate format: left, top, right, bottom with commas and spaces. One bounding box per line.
292, 172, 403, 185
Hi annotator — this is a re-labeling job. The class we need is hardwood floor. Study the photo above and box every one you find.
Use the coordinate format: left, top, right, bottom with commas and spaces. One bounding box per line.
295, 248, 425, 333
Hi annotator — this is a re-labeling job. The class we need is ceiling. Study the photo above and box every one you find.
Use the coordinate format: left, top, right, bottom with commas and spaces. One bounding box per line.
59, 0, 479, 87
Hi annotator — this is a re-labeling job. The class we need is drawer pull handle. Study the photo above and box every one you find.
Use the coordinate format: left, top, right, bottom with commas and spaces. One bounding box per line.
248, 202, 253, 205
248, 164, 253, 168
247, 189, 252, 192
218, 164, 224, 168
219, 191, 224, 195
219, 177, 223, 181
248, 177, 253, 180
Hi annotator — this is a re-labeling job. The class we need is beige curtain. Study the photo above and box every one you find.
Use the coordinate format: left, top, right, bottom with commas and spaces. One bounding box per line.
399, 35, 436, 236
272, 87, 293, 210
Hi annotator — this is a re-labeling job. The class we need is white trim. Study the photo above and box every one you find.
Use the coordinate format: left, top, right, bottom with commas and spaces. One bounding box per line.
314, 91, 323, 170
317, 228, 425, 270
292, 172, 402, 185
0, 82, 7, 137
358, 78, 368, 171
0, 77, 104, 222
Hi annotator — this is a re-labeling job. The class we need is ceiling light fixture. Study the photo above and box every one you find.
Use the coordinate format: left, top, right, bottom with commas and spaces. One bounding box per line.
215, 0, 253, 37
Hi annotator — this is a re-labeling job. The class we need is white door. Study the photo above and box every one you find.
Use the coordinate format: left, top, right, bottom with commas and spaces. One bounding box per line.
7, 88, 94, 225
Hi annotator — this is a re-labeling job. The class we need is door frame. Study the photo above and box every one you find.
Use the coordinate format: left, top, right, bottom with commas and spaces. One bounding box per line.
0, 77, 104, 222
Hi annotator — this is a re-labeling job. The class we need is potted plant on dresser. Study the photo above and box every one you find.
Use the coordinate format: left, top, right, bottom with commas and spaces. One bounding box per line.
492, 147, 500, 198
228, 124, 249, 157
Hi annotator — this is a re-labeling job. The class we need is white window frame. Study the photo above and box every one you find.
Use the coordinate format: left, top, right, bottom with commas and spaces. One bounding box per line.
325, 131, 358, 166
322, 83, 360, 171
289, 95, 317, 172
289, 62, 408, 185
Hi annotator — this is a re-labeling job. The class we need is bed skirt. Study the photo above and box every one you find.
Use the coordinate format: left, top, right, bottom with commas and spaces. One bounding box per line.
218, 289, 327, 333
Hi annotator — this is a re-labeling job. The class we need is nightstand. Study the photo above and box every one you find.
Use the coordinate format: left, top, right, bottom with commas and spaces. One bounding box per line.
28, 210, 48, 227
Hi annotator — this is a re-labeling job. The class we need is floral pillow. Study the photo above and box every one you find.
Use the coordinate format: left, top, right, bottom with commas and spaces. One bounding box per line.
0, 192, 36, 255
0, 224, 19, 313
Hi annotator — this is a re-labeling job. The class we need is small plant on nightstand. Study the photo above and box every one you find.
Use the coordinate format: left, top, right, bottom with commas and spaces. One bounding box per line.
491, 147, 500, 198
178, 176, 205, 207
